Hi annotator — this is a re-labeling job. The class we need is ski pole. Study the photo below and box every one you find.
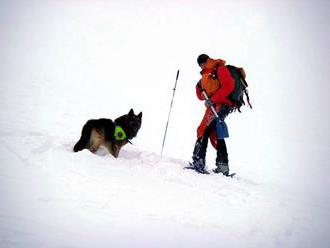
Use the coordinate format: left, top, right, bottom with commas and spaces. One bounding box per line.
161, 69, 180, 156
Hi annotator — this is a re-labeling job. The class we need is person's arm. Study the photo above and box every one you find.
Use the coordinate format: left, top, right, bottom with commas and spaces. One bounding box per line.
196, 80, 205, 100
210, 66, 234, 105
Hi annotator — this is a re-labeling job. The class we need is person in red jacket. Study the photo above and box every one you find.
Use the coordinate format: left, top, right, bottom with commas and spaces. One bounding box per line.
191, 54, 235, 175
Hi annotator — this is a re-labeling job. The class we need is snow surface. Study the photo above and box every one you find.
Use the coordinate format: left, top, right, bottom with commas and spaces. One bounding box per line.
1, 0, 330, 247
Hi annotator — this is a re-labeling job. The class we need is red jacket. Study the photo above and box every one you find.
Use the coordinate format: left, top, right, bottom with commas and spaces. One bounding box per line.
196, 64, 235, 106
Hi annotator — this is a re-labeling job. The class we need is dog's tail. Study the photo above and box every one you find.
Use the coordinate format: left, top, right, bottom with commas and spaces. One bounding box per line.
73, 120, 93, 152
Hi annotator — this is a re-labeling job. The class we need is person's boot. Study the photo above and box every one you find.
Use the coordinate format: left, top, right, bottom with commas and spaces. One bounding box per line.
192, 139, 205, 160
190, 158, 207, 173
192, 138, 207, 165
214, 139, 230, 175
213, 162, 229, 176
190, 138, 208, 173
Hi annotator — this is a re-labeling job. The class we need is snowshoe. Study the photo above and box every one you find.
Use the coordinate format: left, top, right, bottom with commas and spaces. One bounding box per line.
184, 163, 210, 174
184, 159, 209, 174
212, 169, 236, 178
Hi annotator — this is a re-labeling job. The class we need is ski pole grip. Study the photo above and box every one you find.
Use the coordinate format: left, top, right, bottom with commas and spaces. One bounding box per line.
201, 90, 208, 100
176, 70, 180, 80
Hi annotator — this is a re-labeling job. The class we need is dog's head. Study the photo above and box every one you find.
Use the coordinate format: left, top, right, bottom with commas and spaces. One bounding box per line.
115, 109, 142, 140
127, 109, 142, 138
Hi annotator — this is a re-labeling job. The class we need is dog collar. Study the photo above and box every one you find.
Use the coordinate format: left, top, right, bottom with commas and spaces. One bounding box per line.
114, 126, 127, 141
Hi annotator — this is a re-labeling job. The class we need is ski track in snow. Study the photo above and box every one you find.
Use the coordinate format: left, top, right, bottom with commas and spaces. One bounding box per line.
1, 132, 329, 247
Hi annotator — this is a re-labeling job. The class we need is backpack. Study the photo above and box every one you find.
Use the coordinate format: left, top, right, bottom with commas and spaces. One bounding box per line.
199, 61, 252, 112
226, 65, 252, 112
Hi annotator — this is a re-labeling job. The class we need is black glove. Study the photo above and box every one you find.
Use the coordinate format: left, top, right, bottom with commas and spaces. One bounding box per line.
205, 98, 214, 107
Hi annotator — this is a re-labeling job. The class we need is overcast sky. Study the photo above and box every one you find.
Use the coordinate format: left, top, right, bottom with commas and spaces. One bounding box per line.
0, 0, 329, 163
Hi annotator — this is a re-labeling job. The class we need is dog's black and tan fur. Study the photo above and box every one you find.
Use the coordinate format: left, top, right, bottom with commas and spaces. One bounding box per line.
73, 109, 142, 158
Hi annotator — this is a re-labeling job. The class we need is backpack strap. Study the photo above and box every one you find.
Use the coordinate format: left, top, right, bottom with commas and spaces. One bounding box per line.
238, 69, 252, 109
244, 88, 252, 109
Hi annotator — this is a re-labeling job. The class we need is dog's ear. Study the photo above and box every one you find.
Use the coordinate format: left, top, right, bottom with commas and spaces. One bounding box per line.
129, 108, 134, 116
138, 112, 142, 119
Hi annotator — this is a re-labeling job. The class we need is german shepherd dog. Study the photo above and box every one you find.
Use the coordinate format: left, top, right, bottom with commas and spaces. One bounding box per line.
73, 109, 142, 158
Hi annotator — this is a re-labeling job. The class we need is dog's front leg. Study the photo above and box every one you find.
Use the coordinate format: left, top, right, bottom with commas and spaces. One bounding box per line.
106, 141, 126, 158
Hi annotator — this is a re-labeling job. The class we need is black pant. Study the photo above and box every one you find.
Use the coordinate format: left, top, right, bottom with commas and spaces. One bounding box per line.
192, 119, 228, 163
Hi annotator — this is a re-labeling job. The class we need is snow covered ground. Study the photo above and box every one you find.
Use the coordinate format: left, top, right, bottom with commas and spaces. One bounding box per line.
1, 0, 330, 247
